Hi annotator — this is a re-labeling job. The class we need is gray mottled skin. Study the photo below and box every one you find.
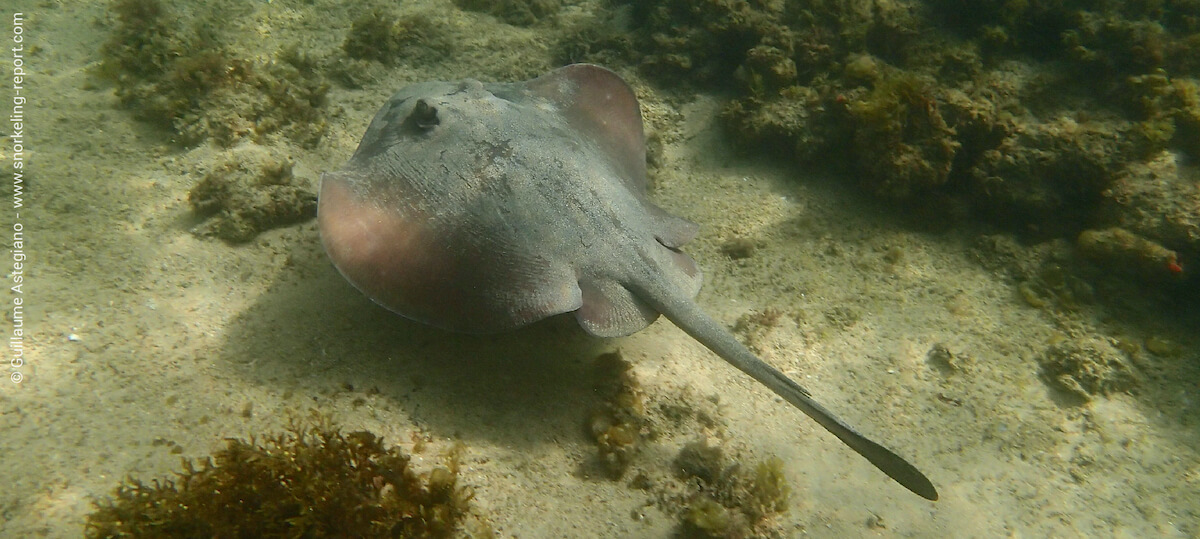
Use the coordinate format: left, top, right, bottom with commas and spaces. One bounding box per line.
319, 64, 938, 500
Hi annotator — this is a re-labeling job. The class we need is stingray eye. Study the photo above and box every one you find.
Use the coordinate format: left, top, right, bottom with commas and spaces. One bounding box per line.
409, 99, 439, 130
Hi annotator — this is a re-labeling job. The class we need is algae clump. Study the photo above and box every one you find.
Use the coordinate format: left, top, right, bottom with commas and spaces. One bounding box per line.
187, 146, 317, 243
85, 421, 474, 538
587, 351, 647, 478
97, 0, 329, 147
1039, 337, 1141, 401
343, 9, 453, 66
674, 440, 792, 538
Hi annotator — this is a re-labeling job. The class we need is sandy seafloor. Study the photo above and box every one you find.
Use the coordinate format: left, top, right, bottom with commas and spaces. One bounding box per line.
2, 1, 1199, 537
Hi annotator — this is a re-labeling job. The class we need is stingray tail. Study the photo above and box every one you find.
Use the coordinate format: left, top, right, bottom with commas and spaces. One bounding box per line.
643, 290, 939, 501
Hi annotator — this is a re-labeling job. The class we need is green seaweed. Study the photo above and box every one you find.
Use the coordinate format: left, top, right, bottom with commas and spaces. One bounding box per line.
682, 497, 736, 538
674, 440, 725, 485
846, 69, 960, 197
454, 0, 560, 27
673, 440, 791, 538
587, 351, 647, 478
343, 9, 453, 66
187, 147, 317, 243
748, 457, 790, 521
1039, 337, 1141, 401
97, 0, 329, 147
85, 420, 473, 538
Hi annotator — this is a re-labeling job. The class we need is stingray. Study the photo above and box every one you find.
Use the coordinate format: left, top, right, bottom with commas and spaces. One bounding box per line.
318, 64, 938, 500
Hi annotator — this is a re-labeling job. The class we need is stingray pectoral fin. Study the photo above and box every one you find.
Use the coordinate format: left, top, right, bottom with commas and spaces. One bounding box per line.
524, 64, 648, 192
576, 280, 660, 338
642, 290, 939, 501
318, 172, 439, 319
319, 172, 584, 332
